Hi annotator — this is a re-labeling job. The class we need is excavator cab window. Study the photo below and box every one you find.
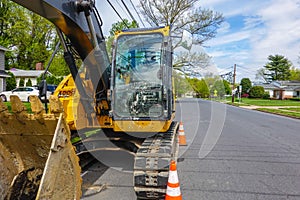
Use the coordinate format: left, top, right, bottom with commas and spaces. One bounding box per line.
113, 32, 167, 119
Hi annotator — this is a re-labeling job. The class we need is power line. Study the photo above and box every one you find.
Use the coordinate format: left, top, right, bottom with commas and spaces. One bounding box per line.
115, 0, 131, 20
106, 0, 129, 28
128, 0, 146, 27
121, 0, 139, 26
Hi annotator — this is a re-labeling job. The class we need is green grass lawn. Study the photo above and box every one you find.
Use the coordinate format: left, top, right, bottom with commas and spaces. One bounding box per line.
256, 108, 300, 118
234, 98, 300, 106
279, 107, 300, 112
224, 97, 300, 119
3, 102, 32, 113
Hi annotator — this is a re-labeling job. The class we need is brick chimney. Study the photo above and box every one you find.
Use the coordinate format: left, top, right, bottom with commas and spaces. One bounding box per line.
35, 62, 44, 70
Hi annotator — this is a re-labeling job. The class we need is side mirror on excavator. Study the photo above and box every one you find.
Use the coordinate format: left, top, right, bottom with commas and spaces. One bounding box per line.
180, 30, 193, 51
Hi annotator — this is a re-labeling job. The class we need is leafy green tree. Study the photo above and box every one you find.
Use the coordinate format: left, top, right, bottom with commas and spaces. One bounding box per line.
290, 67, 300, 81
19, 78, 25, 87
223, 80, 231, 95
26, 78, 32, 86
139, 0, 224, 47
109, 19, 139, 36
173, 71, 193, 97
249, 86, 265, 98
187, 77, 209, 98
264, 54, 292, 81
197, 79, 210, 98
240, 78, 252, 94
47, 52, 70, 76
37, 74, 63, 85
106, 19, 139, 59
5, 72, 16, 90
0, 2, 56, 70
209, 79, 230, 97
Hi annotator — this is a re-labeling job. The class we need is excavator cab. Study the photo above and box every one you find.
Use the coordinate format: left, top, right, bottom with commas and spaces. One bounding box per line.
111, 27, 175, 132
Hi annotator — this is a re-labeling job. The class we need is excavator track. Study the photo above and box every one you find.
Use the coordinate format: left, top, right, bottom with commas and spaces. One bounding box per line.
134, 122, 179, 200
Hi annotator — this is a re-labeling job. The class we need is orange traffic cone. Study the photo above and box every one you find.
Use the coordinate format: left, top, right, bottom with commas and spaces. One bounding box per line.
165, 160, 182, 200
178, 122, 187, 146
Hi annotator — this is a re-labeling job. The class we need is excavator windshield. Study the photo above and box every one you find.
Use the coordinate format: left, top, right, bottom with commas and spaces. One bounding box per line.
113, 32, 166, 119
115, 33, 163, 84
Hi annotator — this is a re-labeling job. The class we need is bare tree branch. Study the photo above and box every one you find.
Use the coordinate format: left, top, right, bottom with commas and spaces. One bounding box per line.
138, 0, 224, 48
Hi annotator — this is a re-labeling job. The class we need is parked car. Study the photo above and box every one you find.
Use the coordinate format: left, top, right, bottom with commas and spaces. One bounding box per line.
47, 84, 57, 94
0, 86, 51, 102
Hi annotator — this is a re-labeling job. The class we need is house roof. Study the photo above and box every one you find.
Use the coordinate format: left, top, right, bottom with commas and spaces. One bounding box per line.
254, 83, 279, 90
0, 70, 10, 78
0, 45, 9, 52
9, 68, 52, 78
257, 81, 300, 91
293, 86, 300, 91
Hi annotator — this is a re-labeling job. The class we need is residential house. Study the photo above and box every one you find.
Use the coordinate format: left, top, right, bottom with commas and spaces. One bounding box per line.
256, 81, 300, 99
0, 46, 10, 92
9, 64, 52, 87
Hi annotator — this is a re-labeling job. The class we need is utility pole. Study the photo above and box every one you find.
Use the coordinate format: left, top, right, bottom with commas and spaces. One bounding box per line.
231, 64, 236, 104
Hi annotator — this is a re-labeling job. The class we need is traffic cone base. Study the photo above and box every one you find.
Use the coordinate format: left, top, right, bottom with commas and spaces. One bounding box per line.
165, 186, 181, 199
165, 160, 182, 200
178, 122, 187, 146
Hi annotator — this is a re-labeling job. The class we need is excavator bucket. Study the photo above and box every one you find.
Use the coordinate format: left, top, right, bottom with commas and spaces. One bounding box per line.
0, 95, 81, 200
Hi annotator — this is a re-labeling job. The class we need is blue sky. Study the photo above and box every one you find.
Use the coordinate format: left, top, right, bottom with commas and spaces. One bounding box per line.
96, 0, 300, 81
201, 0, 300, 81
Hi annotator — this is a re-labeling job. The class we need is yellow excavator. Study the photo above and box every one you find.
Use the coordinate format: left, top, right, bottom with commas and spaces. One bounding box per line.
0, 0, 179, 199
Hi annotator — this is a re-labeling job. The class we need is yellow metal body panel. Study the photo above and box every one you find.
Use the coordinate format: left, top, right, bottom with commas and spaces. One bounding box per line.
114, 26, 170, 38
113, 119, 173, 133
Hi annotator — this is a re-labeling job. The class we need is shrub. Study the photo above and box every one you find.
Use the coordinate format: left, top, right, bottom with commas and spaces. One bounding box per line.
6, 72, 16, 91
249, 86, 265, 98
241, 93, 249, 98
262, 92, 270, 99
26, 79, 32, 86
19, 78, 25, 87
290, 97, 300, 101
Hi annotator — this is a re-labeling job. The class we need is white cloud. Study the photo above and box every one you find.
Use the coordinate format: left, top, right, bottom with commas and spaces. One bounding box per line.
202, 0, 300, 81
251, 0, 300, 66
207, 31, 250, 46
217, 21, 231, 34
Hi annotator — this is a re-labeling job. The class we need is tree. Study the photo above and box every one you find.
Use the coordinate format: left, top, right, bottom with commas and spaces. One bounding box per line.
106, 19, 139, 59
240, 78, 252, 94
173, 71, 193, 97
187, 77, 209, 98
290, 67, 300, 81
223, 80, 231, 95
1, 2, 56, 70
249, 86, 265, 98
138, 0, 224, 47
209, 79, 231, 97
255, 68, 270, 83
264, 54, 292, 81
26, 78, 32, 86
5, 72, 16, 91
173, 51, 211, 72
37, 74, 63, 85
19, 78, 25, 87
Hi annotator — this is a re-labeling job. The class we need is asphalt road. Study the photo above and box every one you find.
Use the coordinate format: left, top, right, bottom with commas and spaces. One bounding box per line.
81, 98, 300, 200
